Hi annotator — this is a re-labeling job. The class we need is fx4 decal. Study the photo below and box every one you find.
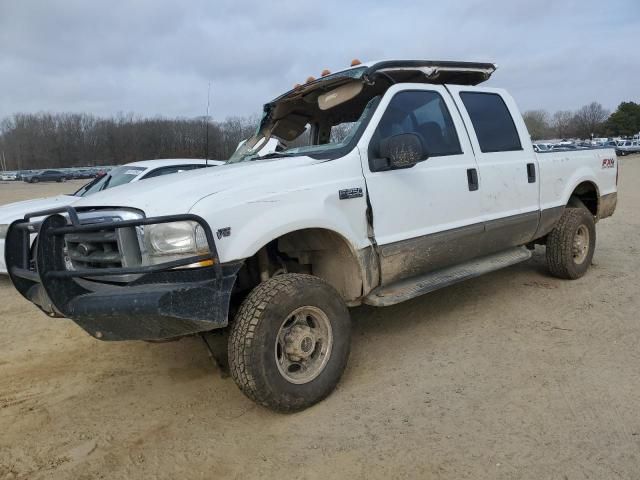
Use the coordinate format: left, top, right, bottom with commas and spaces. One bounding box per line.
602, 158, 615, 169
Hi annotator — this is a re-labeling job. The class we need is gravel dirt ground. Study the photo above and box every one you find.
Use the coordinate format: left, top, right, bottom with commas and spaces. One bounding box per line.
1, 158, 639, 480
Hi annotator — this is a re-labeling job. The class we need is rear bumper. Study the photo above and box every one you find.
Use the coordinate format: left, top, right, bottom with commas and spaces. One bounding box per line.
5, 207, 240, 341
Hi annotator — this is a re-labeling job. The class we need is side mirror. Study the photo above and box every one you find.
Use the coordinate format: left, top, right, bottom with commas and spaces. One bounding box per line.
374, 133, 424, 171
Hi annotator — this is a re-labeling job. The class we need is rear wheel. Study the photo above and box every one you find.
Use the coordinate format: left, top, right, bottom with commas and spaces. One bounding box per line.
546, 207, 596, 279
31, 178, 39, 183
228, 274, 351, 412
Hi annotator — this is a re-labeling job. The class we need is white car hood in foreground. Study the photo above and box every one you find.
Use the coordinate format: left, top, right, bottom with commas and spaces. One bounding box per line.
0, 195, 78, 224
72, 157, 318, 216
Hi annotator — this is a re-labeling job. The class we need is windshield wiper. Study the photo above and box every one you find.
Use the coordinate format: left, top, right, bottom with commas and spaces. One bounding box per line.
99, 175, 113, 191
251, 152, 296, 160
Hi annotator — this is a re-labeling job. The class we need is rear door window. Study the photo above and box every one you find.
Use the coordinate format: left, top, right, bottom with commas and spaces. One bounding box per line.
459, 92, 522, 153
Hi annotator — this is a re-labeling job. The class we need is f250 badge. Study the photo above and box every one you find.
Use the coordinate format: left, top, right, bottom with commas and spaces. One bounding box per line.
602, 158, 615, 169
339, 187, 364, 200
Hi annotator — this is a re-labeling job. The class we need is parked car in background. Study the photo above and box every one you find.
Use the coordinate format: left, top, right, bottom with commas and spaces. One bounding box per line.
0, 172, 17, 181
551, 144, 577, 151
533, 143, 551, 152
615, 140, 640, 156
22, 170, 68, 183
69, 168, 99, 179
0, 158, 223, 273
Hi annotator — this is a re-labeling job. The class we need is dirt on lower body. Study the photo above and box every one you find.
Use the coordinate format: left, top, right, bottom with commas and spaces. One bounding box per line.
1, 159, 639, 479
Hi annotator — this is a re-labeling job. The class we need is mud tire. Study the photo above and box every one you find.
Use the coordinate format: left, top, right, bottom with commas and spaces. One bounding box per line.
228, 273, 351, 412
546, 207, 596, 279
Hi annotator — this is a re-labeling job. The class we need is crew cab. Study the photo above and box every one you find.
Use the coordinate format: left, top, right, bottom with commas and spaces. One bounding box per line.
4, 60, 618, 412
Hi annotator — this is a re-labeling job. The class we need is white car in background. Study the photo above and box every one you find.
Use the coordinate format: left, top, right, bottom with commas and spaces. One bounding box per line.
0, 158, 223, 273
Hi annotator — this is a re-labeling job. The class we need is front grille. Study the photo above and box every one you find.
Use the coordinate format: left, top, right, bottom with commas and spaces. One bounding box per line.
64, 225, 141, 270
65, 230, 122, 269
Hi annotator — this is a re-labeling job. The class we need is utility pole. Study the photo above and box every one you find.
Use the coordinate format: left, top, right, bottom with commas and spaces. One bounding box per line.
1, 151, 6, 171
205, 81, 212, 166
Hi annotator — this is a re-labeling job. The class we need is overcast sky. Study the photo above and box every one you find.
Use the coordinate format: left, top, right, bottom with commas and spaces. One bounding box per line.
1, 0, 638, 121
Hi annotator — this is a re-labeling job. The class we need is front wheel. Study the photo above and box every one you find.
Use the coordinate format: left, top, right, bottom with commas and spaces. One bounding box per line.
228, 274, 351, 412
546, 207, 596, 279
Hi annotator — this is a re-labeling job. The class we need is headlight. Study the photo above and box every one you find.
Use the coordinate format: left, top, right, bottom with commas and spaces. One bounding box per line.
144, 221, 210, 256
0, 224, 8, 239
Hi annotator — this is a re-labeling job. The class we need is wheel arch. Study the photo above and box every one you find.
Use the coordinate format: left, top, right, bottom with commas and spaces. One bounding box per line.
567, 180, 599, 216
235, 227, 379, 305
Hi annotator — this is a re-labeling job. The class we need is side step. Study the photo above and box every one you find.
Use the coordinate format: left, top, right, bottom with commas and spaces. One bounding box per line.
364, 247, 532, 307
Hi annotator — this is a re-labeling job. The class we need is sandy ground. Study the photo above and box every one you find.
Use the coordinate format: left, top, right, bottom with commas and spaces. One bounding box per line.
0, 158, 639, 480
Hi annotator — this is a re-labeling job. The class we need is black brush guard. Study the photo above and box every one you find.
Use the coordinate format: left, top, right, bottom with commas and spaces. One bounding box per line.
5, 206, 240, 341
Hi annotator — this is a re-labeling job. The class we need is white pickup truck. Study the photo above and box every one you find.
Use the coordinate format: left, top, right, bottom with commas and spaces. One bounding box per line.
5, 60, 618, 411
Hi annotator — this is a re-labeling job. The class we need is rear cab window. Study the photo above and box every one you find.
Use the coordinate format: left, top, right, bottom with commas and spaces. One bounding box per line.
459, 92, 522, 153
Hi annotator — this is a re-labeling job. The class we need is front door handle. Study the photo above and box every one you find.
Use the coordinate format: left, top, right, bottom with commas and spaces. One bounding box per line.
467, 168, 479, 191
527, 163, 536, 183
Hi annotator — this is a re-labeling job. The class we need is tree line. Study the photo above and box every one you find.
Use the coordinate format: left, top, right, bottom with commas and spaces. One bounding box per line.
1, 100, 639, 171
523, 101, 640, 141
0, 113, 260, 171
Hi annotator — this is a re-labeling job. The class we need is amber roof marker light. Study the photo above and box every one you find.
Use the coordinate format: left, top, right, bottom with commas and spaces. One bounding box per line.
351, 59, 362, 67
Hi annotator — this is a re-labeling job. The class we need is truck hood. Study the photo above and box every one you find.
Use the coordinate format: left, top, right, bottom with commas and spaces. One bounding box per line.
71, 156, 318, 216
0, 194, 77, 224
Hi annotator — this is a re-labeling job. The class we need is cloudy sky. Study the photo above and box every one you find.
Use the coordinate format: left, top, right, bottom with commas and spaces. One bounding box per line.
1, 0, 638, 120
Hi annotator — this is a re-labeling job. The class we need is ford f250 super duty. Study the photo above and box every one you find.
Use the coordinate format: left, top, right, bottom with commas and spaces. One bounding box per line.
4, 60, 618, 411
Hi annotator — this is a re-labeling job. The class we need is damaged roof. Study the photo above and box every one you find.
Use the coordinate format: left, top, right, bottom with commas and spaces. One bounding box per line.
256, 60, 497, 142
269, 60, 497, 105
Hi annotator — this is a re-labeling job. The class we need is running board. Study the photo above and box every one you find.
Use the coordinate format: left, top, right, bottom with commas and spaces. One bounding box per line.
364, 247, 532, 307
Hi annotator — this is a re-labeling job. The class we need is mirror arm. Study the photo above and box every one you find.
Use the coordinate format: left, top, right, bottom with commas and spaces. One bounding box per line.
370, 157, 392, 172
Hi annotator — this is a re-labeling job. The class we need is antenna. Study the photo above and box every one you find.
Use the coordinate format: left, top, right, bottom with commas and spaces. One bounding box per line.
205, 81, 212, 166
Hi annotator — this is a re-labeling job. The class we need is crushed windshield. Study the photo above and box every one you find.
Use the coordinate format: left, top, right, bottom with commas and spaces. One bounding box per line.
73, 166, 145, 197
227, 95, 380, 164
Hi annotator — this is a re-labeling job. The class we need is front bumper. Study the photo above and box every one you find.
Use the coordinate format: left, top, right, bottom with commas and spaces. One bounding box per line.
5, 207, 240, 341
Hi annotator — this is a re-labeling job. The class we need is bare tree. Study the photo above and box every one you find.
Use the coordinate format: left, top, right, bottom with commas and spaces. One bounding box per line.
0, 112, 261, 170
523, 110, 550, 140
573, 102, 610, 139
551, 110, 575, 139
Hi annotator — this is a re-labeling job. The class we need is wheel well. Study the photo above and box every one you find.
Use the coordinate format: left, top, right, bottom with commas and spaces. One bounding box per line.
233, 229, 367, 306
569, 182, 598, 216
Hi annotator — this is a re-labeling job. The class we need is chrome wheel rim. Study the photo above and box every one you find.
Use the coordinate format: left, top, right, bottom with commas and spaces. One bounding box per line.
275, 306, 333, 384
572, 224, 590, 264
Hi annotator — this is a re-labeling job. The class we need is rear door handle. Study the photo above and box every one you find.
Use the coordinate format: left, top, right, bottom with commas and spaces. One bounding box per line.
527, 163, 536, 183
467, 168, 479, 191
